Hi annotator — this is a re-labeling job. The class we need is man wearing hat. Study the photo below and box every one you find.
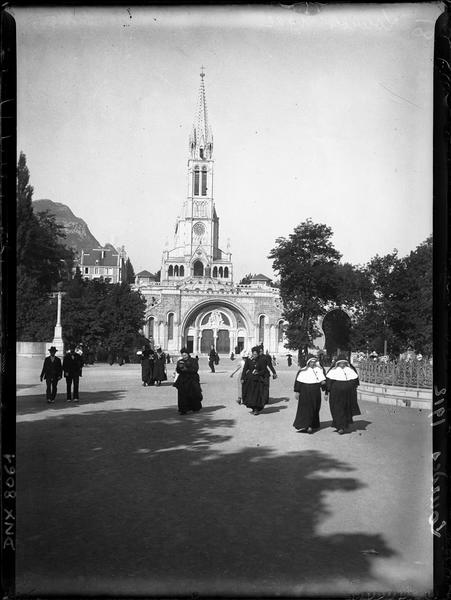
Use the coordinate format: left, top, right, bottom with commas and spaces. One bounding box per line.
63, 346, 84, 402
40, 346, 63, 403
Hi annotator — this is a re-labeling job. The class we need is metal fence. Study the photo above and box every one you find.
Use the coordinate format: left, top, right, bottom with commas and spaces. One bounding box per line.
356, 360, 433, 389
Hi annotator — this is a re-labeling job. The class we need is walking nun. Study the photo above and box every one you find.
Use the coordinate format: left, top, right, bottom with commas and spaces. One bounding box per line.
293, 355, 326, 433
325, 354, 361, 434
241, 346, 268, 415
173, 348, 203, 415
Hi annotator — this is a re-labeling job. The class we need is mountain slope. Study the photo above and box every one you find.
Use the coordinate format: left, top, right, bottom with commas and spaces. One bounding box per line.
33, 199, 102, 254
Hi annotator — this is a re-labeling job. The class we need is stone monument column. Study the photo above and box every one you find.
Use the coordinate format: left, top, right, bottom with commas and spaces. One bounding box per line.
52, 291, 64, 355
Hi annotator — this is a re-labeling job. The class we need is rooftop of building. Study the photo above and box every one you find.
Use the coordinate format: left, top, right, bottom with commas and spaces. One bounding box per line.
77, 247, 121, 267
136, 270, 155, 278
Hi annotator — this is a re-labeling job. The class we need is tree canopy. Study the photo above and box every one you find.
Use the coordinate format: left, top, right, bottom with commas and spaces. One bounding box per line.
269, 219, 342, 351
269, 219, 432, 356
62, 276, 147, 355
17, 152, 75, 340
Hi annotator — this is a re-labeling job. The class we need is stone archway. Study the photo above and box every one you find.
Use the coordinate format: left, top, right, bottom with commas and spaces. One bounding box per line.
321, 308, 352, 362
181, 301, 252, 355
193, 260, 204, 276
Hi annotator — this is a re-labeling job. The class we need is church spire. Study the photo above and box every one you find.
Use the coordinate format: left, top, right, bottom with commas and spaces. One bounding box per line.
189, 67, 213, 160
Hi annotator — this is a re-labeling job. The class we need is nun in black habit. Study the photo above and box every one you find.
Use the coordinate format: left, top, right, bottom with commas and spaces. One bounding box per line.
241, 346, 268, 415
293, 355, 326, 433
325, 354, 361, 434
173, 348, 203, 414
139, 347, 152, 386
153, 348, 167, 386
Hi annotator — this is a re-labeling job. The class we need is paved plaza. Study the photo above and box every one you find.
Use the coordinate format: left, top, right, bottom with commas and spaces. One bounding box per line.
16, 356, 432, 597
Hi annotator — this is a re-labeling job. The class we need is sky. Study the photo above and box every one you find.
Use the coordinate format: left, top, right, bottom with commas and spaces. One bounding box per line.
14, 3, 441, 280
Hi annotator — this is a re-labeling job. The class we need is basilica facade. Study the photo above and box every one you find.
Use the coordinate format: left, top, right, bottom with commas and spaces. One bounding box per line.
135, 72, 285, 355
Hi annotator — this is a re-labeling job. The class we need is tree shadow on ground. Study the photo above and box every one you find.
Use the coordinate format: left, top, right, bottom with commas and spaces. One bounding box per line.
17, 403, 395, 597
17, 390, 127, 416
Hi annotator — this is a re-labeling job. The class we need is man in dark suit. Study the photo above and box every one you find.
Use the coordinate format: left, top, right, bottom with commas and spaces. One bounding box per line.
63, 346, 84, 402
40, 346, 63, 403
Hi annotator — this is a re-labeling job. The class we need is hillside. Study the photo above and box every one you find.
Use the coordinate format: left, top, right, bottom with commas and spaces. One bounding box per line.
33, 199, 102, 255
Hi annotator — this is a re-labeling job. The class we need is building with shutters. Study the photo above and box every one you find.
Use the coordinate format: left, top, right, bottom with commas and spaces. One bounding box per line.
77, 246, 126, 284
134, 70, 285, 355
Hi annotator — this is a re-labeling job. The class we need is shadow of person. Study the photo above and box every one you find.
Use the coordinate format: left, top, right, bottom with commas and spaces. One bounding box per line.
261, 405, 288, 414
267, 396, 290, 405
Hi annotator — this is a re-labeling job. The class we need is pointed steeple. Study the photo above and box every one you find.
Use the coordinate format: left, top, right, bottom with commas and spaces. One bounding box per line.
189, 67, 213, 160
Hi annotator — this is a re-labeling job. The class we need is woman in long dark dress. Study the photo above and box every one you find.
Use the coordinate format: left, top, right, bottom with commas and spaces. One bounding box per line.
241, 346, 267, 415
293, 355, 326, 433
326, 354, 360, 434
139, 347, 152, 386
173, 348, 203, 414
153, 348, 167, 386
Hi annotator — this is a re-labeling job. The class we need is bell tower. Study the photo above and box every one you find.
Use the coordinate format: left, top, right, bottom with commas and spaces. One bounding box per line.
161, 69, 233, 283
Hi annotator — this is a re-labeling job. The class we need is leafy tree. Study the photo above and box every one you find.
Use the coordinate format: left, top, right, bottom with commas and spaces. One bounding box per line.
350, 239, 432, 355
16, 152, 75, 340
239, 273, 256, 285
61, 278, 147, 358
334, 263, 373, 307
269, 219, 342, 353
388, 237, 432, 354
123, 257, 135, 285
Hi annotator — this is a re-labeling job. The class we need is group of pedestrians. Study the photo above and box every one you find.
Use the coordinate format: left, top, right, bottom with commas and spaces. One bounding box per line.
238, 346, 277, 415
40, 343, 361, 434
292, 353, 360, 434
173, 346, 360, 434
138, 346, 168, 387
40, 346, 83, 403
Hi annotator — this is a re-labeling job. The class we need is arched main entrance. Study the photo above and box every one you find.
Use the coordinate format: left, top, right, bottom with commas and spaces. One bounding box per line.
182, 301, 252, 355
321, 308, 351, 362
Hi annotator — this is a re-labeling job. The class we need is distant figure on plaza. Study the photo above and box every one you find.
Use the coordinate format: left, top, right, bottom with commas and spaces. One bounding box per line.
293, 355, 326, 433
261, 348, 278, 405
325, 354, 361, 435
208, 345, 218, 373
173, 348, 203, 415
153, 348, 167, 386
40, 346, 63, 403
63, 346, 84, 402
287, 353, 293, 367
138, 346, 153, 386
241, 346, 268, 415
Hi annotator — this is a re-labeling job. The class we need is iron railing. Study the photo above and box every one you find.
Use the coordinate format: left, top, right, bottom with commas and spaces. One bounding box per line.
356, 360, 433, 389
